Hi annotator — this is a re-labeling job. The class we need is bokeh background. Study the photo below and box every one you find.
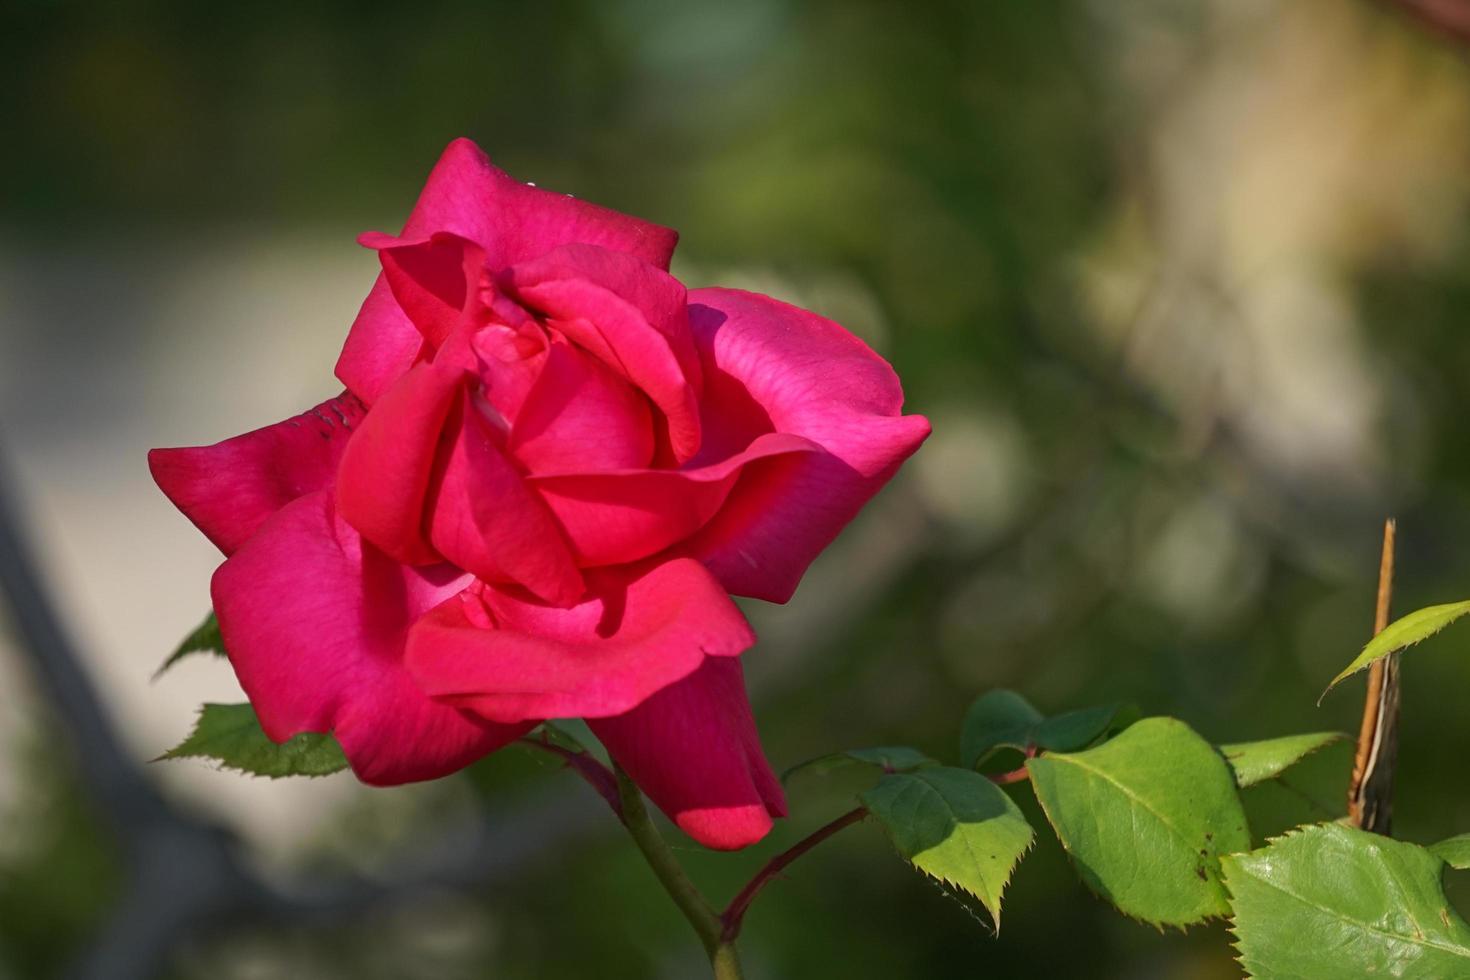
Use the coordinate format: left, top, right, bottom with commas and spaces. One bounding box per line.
5, 0, 1470, 977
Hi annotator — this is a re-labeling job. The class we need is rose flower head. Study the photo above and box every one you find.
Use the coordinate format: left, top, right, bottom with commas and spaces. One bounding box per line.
150, 139, 930, 849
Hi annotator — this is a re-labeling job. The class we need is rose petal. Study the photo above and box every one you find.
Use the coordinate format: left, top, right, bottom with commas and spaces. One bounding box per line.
682, 288, 932, 602
588, 657, 786, 850
360, 231, 486, 350
506, 243, 702, 463
336, 360, 465, 565
425, 388, 585, 606
405, 558, 753, 723
508, 340, 654, 474
529, 432, 818, 567
149, 393, 366, 555
403, 139, 678, 270
211, 491, 529, 784
336, 139, 678, 402
336, 274, 426, 406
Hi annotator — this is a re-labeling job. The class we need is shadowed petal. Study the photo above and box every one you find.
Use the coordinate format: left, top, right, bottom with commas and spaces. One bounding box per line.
336, 359, 467, 565
589, 658, 786, 850
529, 432, 818, 567
425, 388, 585, 606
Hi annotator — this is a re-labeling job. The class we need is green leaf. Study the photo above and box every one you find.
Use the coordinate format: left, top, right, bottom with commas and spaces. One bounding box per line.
862, 766, 1034, 927
1034, 703, 1129, 753
154, 611, 226, 678
960, 690, 1126, 768
1219, 732, 1347, 788
1430, 833, 1470, 870
960, 690, 1043, 768
1026, 716, 1250, 926
783, 746, 938, 784
1224, 823, 1470, 979
158, 702, 348, 778
1322, 600, 1470, 699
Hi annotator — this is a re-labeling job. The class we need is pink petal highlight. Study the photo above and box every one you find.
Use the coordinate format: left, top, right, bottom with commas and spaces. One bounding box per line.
148, 393, 365, 555
405, 558, 754, 724
589, 657, 786, 850
211, 491, 529, 785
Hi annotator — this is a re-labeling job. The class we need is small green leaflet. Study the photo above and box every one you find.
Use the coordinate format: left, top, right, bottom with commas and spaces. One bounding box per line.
1026, 717, 1250, 926
1218, 732, 1346, 788
1224, 823, 1470, 979
862, 766, 1033, 928
154, 611, 226, 678
960, 690, 1043, 768
960, 689, 1127, 769
530, 720, 595, 755
1322, 599, 1470, 700
1430, 833, 1470, 870
158, 702, 349, 778
783, 746, 938, 784
1034, 704, 1131, 752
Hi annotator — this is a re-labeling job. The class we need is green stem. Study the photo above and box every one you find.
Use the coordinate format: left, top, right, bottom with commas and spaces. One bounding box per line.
711, 942, 744, 979
612, 763, 735, 973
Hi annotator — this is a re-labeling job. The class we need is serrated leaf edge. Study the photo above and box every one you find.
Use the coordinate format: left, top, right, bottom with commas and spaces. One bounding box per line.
1220, 731, 1348, 789
1222, 823, 1470, 977
864, 770, 1034, 932
782, 747, 937, 785
895, 831, 1036, 935
1026, 756, 1206, 932
1026, 729, 1245, 930
153, 611, 227, 680
1321, 599, 1470, 701
156, 703, 348, 780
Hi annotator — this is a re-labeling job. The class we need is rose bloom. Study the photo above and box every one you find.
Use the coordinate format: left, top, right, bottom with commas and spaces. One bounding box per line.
150, 139, 929, 849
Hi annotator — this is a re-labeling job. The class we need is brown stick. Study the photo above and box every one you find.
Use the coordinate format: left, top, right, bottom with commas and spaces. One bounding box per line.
1348, 519, 1399, 834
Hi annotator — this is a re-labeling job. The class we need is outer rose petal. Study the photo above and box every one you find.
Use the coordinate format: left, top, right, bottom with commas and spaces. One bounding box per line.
211, 491, 530, 784
337, 139, 678, 402
589, 658, 786, 850
405, 558, 753, 723
682, 288, 931, 602
149, 393, 365, 555
336, 359, 464, 565
505, 243, 702, 463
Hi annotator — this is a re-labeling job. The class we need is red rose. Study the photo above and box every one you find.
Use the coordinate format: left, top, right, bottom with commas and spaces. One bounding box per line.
150, 139, 929, 849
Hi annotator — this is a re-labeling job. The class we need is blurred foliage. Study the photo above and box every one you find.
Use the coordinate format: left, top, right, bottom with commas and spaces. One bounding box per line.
0, 732, 123, 979
7, 0, 1470, 977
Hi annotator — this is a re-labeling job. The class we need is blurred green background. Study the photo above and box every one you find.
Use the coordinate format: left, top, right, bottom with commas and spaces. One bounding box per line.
5, 0, 1470, 977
